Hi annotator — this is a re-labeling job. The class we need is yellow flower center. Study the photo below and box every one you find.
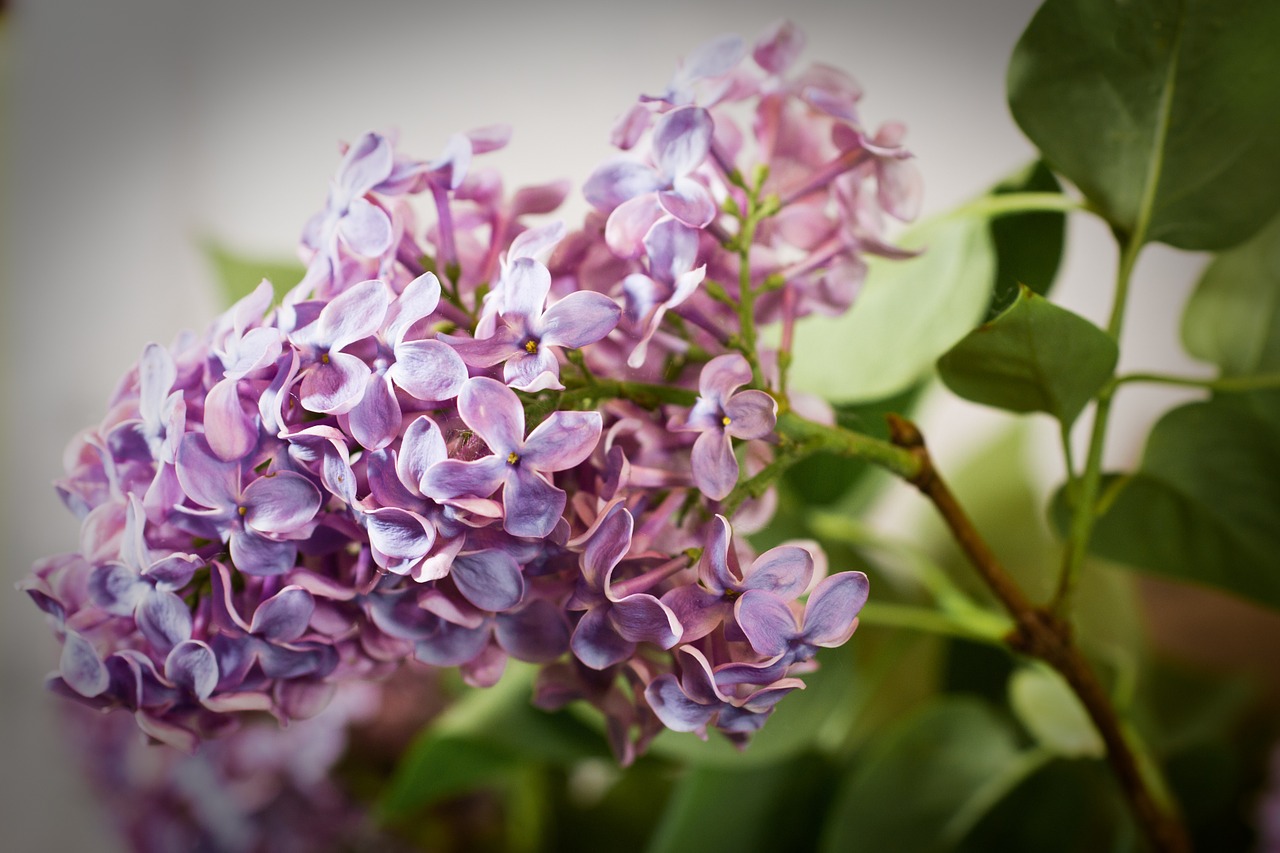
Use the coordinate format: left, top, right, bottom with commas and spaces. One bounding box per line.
524, 339, 539, 354
722, 415, 733, 426
507, 451, 521, 465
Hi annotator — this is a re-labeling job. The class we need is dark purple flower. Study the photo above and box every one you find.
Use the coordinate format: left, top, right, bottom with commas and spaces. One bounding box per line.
670, 353, 777, 500
423, 377, 601, 538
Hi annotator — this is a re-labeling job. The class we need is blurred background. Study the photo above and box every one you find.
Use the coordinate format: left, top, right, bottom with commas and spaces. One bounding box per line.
1, 0, 1239, 849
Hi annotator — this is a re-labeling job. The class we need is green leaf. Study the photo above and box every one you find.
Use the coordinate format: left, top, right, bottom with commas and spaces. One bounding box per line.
377, 733, 519, 823
820, 698, 1034, 853
645, 754, 835, 853
790, 213, 996, 404
1182, 211, 1280, 376
1008, 0, 1280, 251
1009, 666, 1105, 759
1051, 391, 1280, 610
202, 240, 303, 307
986, 161, 1066, 319
937, 286, 1118, 426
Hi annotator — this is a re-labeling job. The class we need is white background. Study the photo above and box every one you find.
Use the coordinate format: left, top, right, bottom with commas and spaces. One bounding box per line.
1, 1, 1205, 848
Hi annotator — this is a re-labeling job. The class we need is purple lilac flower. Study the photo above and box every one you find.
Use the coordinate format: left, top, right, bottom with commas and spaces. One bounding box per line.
670, 353, 778, 500
424, 377, 601, 537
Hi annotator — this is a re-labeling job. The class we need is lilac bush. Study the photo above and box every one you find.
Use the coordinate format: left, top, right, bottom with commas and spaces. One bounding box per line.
22, 20, 920, 764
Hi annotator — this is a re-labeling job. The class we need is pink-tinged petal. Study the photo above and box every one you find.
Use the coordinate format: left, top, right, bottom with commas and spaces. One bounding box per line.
653, 106, 714, 178
743, 545, 813, 599
879, 157, 924, 223
203, 691, 274, 714
584, 160, 663, 211
389, 340, 467, 402
459, 376, 525, 453
249, 586, 314, 642
605, 195, 666, 259
398, 415, 448, 492
274, 678, 335, 720
676, 646, 728, 705
467, 123, 512, 154
609, 102, 652, 150
699, 352, 752, 400
697, 515, 736, 592
539, 292, 622, 349
338, 197, 394, 256
323, 279, 392, 348
164, 639, 219, 699
724, 389, 778, 440
680, 33, 746, 82
511, 180, 571, 216
118, 495, 150, 574
495, 599, 569, 662
204, 378, 258, 462
305, 351, 371, 415
136, 590, 193, 652
609, 594, 681, 648
422, 457, 507, 502
146, 554, 201, 591
221, 326, 283, 379
209, 561, 252, 633
736, 590, 799, 657
659, 177, 717, 228
507, 220, 568, 263
803, 571, 869, 647
644, 217, 700, 283
386, 272, 442, 342
645, 673, 714, 734
461, 643, 508, 688
451, 549, 525, 612
136, 711, 198, 753
61, 631, 109, 697
176, 433, 239, 512
348, 374, 401, 451
503, 467, 566, 539
243, 471, 321, 534
581, 502, 633, 588
502, 256, 553, 321
440, 325, 522, 369
660, 584, 727, 643
337, 132, 394, 196
136, 343, 176, 424
691, 430, 738, 501
505, 355, 564, 393
229, 531, 297, 577
366, 507, 434, 570
88, 563, 145, 615
523, 410, 602, 472
570, 606, 634, 670
753, 19, 806, 75
740, 678, 807, 713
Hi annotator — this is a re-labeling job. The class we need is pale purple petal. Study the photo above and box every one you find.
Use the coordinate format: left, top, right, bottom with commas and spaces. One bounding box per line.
451, 549, 525, 612
736, 590, 800, 657
459, 376, 525, 454
165, 640, 219, 699
221, 326, 282, 379
61, 631, 109, 697
660, 584, 727, 643
136, 343, 176, 425
680, 34, 747, 82
338, 197, 394, 256
570, 606, 634, 670
581, 502, 632, 588
175, 434, 239, 513
743, 545, 813, 599
136, 590, 193, 652
242, 471, 321, 535
504, 348, 562, 392
511, 180, 571, 216
658, 177, 717, 228
697, 515, 736, 593
653, 106, 713, 178
249, 586, 314, 642
337, 132, 394, 196
386, 272, 442, 342
366, 507, 434, 571
503, 467, 565, 539
414, 622, 490, 667
300, 351, 370, 414
145, 553, 202, 590
644, 218, 700, 284
584, 160, 663, 211
503, 257, 553, 322
605, 195, 666, 259
229, 530, 297, 577
802, 571, 869, 646
724, 389, 777, 440
204, 378, 258, 462
422, 457, 507, 501
691, 430, 738, 501
88, 564, 145, 615
390, 339, 468, 401
397, 415, 448, 493
645, 673, 715, 733
348, 374, 401, 451
753, 20, 806, 75
317, 279, 391, 349
609, 594, 681, 648
539, 292, 622, 349
441, 325, 523, 369
609, 103, 652, 150
523, 411, 601, 472
699, 353, 752, 401
507, 220, 567, 263
879, 157, 924, 222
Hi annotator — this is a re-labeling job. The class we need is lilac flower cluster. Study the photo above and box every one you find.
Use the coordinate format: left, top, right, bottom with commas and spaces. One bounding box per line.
23, 20, 914, 762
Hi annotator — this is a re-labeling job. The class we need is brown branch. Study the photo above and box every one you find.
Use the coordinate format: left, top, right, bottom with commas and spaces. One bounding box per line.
886, 414, 1191, 853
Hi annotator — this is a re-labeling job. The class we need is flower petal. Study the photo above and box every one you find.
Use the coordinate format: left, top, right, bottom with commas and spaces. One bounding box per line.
459, 376, 525, 454
652, 106, 713, 179
743, 545, 814, 600
698, 352, 752, 401
735, 590, 799, 658
605, 195, 666, 259
503, 257, 553, 322
229, 530, 298, 577
390, 339, 468, 401
451, 549, 525, 612
300, 352, 370, 414
136, 590, 193, 652
164, 640, 219, 700
522, 410, 602, 472
609, 593, 681, 648
802, 571, 869, 647
249, 586, 315, 642
348, 373, 402, 452
724, 390, 778, 440
243, 471, 321, 535
658, 177, 717, 228
570, 606, 634, 670
584, 160, 663, 211
691, 429, 738, 501
644, 673, 715, 734
423, 457, 507, 502
338, 197, 394, 257
60, 631, 109, 698
175, 433, 239, 513
502, 467, 566, 539
539, 292, 621, 350
494, 599, 569, 662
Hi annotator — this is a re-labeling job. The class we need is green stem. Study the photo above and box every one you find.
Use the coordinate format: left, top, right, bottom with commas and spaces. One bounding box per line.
1114, 370, 1280, 393
858, 601, 1010, 645
773, 411, 921, 481
949, 191, 1091, 221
